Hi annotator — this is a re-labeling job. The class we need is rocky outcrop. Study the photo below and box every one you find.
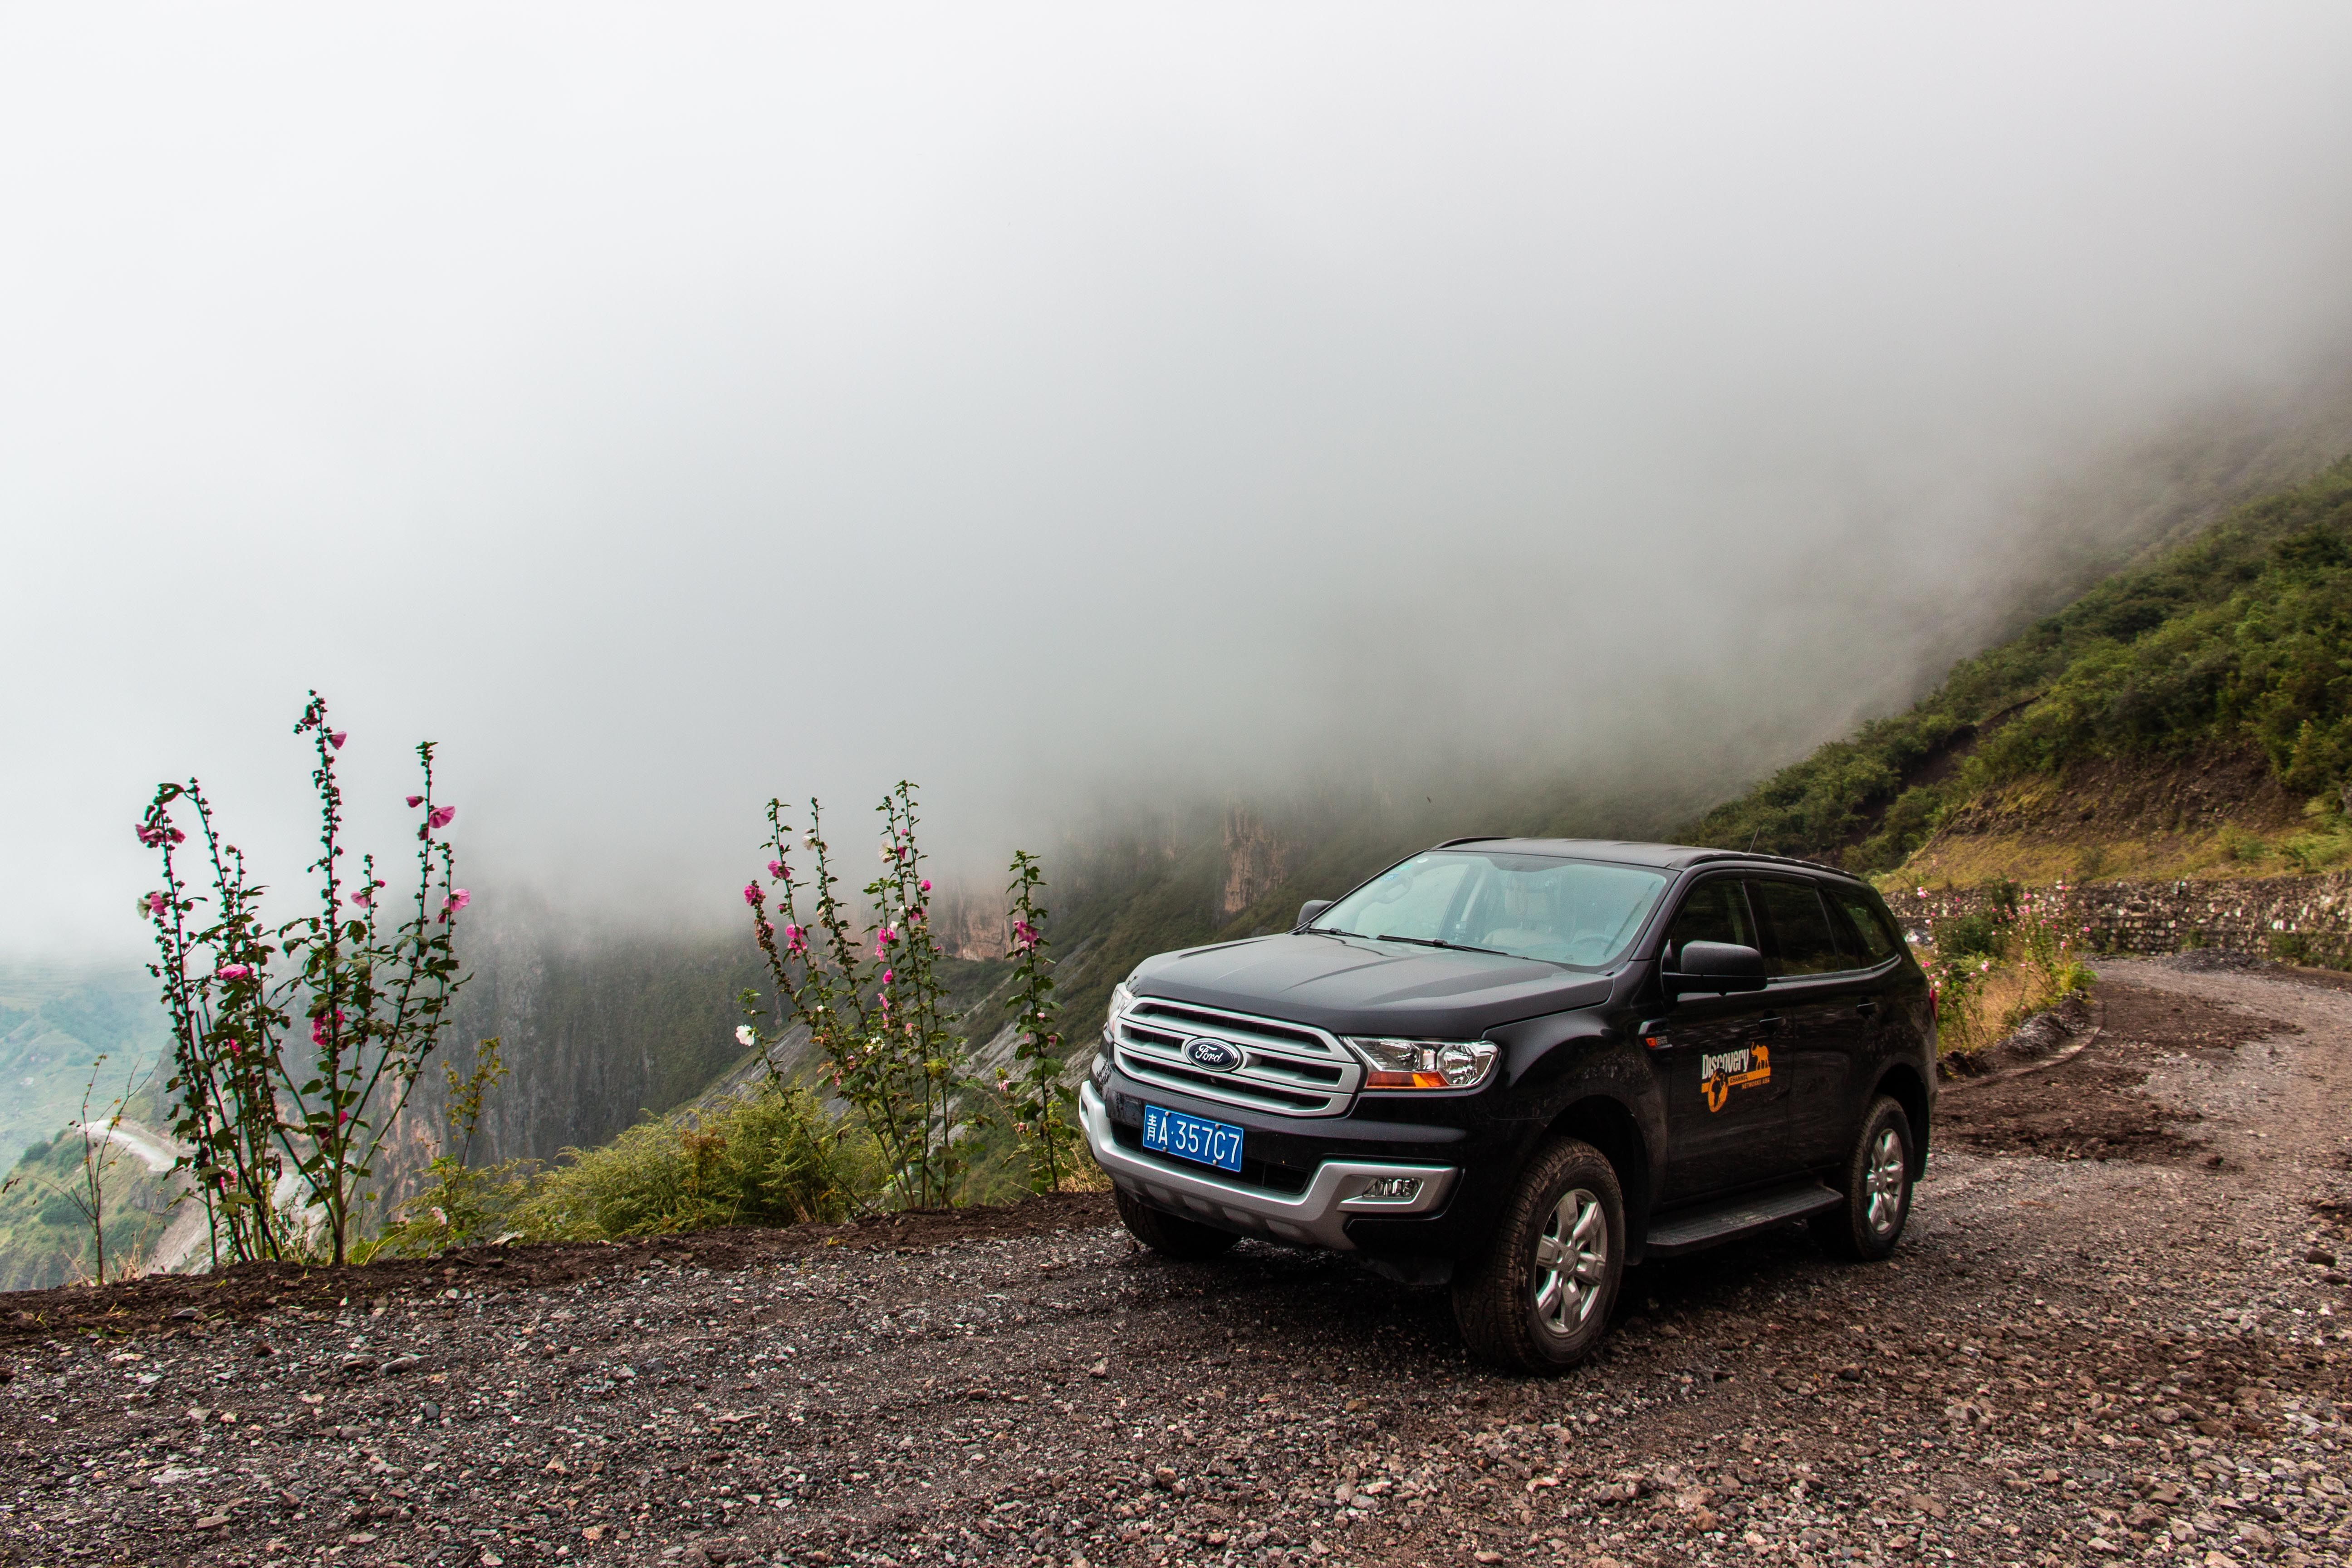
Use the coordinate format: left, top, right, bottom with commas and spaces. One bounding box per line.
929, 886, 1009, 962
1220, 806, 1289, 918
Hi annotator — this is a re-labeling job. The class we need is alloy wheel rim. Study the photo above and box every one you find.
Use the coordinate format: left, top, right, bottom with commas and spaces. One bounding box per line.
1864, 1126, 1906, 1235
1531, 1186, 1608, 1333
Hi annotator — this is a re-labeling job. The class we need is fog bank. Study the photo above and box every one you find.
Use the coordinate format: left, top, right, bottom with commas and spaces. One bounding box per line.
7, 4, 2352, 953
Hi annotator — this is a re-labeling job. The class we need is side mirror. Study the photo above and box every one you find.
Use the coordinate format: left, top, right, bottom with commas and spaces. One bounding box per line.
1297, 899, 1334, 930
1664, 941, 1768, 995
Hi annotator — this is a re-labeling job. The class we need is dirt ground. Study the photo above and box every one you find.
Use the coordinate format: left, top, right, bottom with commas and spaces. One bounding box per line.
5, 960, 2352, 1568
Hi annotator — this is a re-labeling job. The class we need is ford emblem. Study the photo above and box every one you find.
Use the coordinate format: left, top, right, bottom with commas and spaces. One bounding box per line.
1183, 1036, 1244, 1073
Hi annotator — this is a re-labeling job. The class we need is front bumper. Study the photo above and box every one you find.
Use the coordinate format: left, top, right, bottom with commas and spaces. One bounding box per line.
1078, 1082, 1460, 1250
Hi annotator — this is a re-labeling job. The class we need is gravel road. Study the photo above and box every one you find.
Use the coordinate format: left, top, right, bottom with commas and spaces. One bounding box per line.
5, 959, 2351, 1568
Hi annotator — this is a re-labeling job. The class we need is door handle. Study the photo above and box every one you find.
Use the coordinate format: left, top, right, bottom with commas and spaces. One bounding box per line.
1755, 1013, 1782, 1034
1856, 999, 1878, 1018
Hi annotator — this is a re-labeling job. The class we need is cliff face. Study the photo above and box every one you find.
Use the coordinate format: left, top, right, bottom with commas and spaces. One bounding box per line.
929, 886, 1009, 962
1220, 806, 1289, 918
390, 921, 771, 1176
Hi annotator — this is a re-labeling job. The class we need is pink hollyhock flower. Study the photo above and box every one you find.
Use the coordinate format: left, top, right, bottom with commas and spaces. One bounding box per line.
784, 924, 807, 957
218, 964, 252, 980
144, 891, 168, 918
743, 882, 763, 906
407, 794, 423, 808
881, 969, 894, 985
427, 806, 456, 831
328, 730, 347, 750
445, 888, 470, 913
767, 859, 786, 880
919, 878, 931, 893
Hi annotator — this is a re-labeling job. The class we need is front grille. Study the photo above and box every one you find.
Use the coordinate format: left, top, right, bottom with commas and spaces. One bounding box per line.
1109, 1119, 1313, 1195
1114, 998, 1362, 1117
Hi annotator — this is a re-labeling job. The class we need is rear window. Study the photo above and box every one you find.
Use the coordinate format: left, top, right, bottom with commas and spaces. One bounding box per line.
1748, 879, 1846, 976
1829, 887, 1902, 965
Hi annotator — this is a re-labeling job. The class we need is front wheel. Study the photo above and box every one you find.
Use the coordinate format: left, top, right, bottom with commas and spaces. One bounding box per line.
1452, 1137, 1625, 1374
1114, 1187, 1240, 1260
1811, 1095, 1914, 1260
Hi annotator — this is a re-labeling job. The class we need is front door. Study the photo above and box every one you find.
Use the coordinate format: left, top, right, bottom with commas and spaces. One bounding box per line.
1651, 876, 1789, 1203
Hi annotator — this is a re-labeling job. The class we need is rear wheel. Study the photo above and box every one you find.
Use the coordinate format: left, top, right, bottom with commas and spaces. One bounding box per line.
1811, 1095, 1914, 1260
1115, 1187, 1240, 1260
1452, 1137, 1624, 1374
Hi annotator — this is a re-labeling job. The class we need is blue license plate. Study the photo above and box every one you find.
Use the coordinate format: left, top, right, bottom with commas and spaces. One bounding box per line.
1142, 1104, 1245, 1172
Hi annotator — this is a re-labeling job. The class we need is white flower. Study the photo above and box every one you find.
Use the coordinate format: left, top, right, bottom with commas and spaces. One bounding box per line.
735, 1025, 757, 1049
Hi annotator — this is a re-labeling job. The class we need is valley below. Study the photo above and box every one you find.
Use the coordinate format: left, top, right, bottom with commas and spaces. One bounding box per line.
4, 959, 2351, 1568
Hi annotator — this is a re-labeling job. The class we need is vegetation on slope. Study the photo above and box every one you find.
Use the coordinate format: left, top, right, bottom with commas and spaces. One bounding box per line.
1685, 456, 2352, 877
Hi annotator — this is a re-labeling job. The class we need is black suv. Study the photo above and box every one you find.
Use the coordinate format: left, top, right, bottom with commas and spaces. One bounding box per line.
1079, 838, 1935, 1372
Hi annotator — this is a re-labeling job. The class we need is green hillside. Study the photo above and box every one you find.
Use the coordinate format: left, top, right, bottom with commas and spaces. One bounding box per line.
1685, 456, 2352, 881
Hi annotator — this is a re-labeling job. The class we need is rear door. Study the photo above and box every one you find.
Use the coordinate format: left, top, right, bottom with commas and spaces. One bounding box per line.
1749, 876, 1877, 1171
1651, 875, 1789, 1203
1809, 883, 1912, 1161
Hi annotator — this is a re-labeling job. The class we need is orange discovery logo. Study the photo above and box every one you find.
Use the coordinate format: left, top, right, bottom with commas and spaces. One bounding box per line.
1700, 1043, 1771, 1112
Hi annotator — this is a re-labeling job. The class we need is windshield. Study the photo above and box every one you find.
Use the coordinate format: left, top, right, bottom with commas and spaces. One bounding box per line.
1311, 851, 1670, 969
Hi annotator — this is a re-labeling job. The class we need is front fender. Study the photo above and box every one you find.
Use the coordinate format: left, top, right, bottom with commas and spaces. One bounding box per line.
1485, 1006, 1668, 1246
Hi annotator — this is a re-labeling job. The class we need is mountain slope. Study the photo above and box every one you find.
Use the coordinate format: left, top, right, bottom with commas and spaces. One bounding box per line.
1685, 456, 2352, 879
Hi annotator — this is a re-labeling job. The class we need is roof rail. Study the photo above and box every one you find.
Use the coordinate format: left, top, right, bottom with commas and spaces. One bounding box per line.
1435, 835, 1506, 848
1684, 848, 1854, 877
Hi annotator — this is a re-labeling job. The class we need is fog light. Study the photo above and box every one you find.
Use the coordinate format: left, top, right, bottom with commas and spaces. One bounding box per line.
1357, 1176, 1421, 1201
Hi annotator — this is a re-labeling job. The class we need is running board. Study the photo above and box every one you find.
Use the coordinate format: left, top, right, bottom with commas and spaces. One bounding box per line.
1643, 1181, 1843, 1259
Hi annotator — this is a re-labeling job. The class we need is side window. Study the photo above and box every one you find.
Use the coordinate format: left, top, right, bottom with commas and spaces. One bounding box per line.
1829, 887, 1901, 965
1661, 878, 1756, 962
1748, 879, 1846, 976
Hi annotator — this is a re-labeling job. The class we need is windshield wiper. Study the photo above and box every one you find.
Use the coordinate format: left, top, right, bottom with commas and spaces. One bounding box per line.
1375, 933, 1511, 957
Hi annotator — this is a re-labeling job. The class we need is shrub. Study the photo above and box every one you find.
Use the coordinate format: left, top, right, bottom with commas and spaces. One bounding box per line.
372, 1039, 533, 1258
741, 784, 1073, 1206
1928, 887, 2094, 1057
139, 693, 475, 1265
1935, 911, 2009, 962
516, 1085, 878, 1241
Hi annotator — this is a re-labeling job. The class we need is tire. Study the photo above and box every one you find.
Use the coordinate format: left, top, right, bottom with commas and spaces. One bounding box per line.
1811, 1095, 1914, 1260
1115, 1187, 1240, 1260
1451, 1137, 1625, 1374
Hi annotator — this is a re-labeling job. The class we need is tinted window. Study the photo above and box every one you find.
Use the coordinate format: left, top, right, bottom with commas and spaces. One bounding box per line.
1662, 878, 1756, 962
1830, 888, 1901, 964
1315, 851, 1670, 968
1749, 879, 1846, 976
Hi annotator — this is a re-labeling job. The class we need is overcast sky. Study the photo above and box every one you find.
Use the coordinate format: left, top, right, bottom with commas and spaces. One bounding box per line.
7, 4, 2352, 956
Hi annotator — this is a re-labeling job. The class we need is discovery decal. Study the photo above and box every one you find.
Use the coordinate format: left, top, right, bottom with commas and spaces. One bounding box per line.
1700, 1043, 1772, 1112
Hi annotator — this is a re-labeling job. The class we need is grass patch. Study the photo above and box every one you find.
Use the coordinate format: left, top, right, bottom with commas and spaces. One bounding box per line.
1922, 895, 2097, 1058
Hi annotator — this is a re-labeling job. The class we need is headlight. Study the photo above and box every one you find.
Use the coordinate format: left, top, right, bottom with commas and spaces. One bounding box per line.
1103, 980, 1137, 1047
1348, 1038, 1499, 1090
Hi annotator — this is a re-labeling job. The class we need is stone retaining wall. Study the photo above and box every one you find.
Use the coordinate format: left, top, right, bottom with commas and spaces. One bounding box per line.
1894, 871, 2352, 964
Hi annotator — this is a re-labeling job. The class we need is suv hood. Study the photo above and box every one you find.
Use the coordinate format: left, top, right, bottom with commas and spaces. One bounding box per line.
1132, 931, 1616, 1040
